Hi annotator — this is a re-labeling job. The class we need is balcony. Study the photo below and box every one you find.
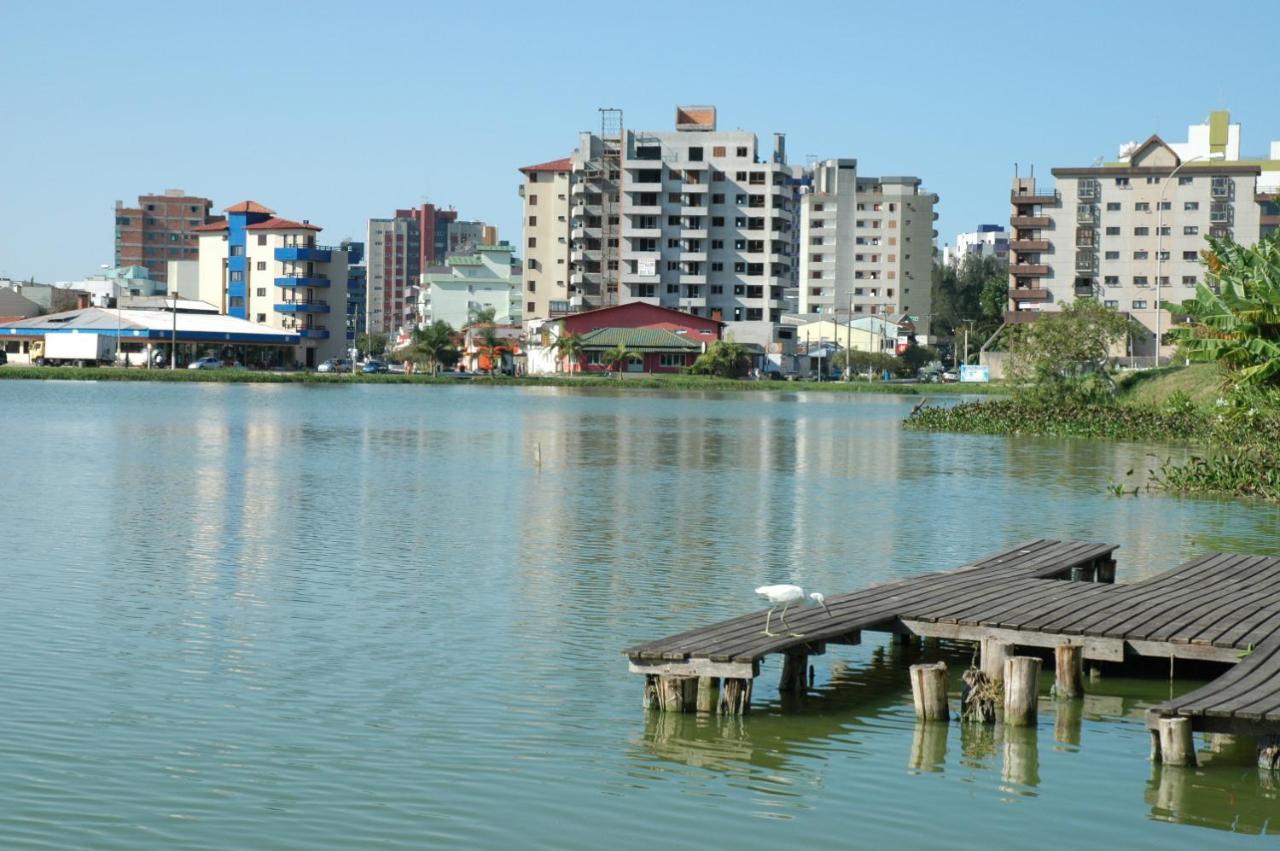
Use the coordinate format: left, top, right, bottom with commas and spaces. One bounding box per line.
275, 246, 333, 262
1011, 215, 1051, 228
297, 328, 330, 339
1011, 189, 1059, 204
1010, 264, 1050, 277
679, 296, 707, 309
1209, 203, 1233, 224
1005, 309, 1042, 324
1010, 239, 1050, 252
274, 275, 331, 288
274, 300, 331, 313
1013, 287, 1050, 301
679, 273, 707, 285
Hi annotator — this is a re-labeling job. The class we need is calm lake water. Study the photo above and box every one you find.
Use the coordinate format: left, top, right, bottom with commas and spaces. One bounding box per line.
2, 381, 1279, 848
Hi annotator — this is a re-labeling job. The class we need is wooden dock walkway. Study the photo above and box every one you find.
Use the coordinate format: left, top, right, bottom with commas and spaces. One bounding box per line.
624, 540, 1280, 744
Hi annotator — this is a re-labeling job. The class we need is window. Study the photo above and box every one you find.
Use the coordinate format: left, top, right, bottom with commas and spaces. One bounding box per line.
712, 146, 725, 157
528, 216, 537, 226
1184, 225, 1199, 235
229, 271, 244, 282
228, 296, 244, 307
528, 281, 536, 292
1182, 275, 1197, 285
666, 283, 679, 294
256, 313, 266, 323
688, 146, 703, 161
1115, 177, 1130, 187
1184, 201, 1199, 211
1178, 176, 1194, 185
230, 245, 245, 256
1104, 276, 1119, 285
735, 146, 748, 157
1104, 300, 1119, 309
710, 284, 723, 294
1106, 202, 1121, 211
1135, 202, 1150, 211
1104, 251, 1120, 260
1158, 201, 1171, 210
1105, 226, 1120, 236
1133, 250, 1149, 260
1182, 251, 1197, 261
257, 235, 267, 246
255, 288, 266, 297
1134, 277, 1149, 287
1147, 176, 1161, 184
710, 239, 724, 249
527, 301, 535, 312
711, 261, 723, 272
1132, 299, 1148, 309
658, 353, 686, 368
711, 216, 725, 227
637, 284, 655, 297
528, 237, 536, 247
528, 194, 537, 206
735, 194, 747, 204
1134, 227, 1149, 236
256, 261, 266, 271
712, 193, 725, 204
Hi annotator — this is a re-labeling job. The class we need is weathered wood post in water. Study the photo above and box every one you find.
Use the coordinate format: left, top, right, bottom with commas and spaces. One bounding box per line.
1003, 656, 1041, 726
696, 677, 719, 713
779, 651, 807, 693
1055, 643, 1083, 698
910, 662, 949, 722
981, 637, 1013, 685
1156, 717, 1196, 767
719, 678, 752, 715
655, 675, 698, 712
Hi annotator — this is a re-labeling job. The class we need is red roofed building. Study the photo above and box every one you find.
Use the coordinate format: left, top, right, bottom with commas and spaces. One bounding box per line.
534, 301, 722, 374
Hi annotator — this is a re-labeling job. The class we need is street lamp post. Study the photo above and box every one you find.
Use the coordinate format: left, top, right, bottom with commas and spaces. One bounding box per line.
170, 291, 179, 369
1156, 151, 1224, 366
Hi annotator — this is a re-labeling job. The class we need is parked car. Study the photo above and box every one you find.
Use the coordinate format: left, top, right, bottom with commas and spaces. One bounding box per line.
362, 360, 389, 374
188, 356, 223, 370
317, 358, 352, 373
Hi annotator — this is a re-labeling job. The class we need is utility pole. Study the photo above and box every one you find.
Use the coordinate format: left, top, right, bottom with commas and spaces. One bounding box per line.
170, 291, 178, 369
962, 318, 975, 367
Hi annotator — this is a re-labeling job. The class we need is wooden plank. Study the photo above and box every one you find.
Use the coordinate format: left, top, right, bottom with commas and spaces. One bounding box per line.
1152, 558, 1280, 643
628, 659, 758, 679
898, 619, 1125, 662
1119, 555, 1275, 641
1123, 639, 1240, 664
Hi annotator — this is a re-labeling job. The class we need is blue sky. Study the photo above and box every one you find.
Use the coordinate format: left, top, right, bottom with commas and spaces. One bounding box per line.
1, 0, 1277, 281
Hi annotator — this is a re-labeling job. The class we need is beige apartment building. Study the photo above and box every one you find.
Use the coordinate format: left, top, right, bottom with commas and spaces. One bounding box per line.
1009, 111, 1279, 361
795, 159, 937, 340
519, 106, 801, 350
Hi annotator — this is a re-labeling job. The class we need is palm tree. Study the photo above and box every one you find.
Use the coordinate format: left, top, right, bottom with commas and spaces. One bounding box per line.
468, 305, 497, 327
476, 324, 505, 374
1167, 234, 1280, 389
600, 343, 643, 379
411, 320, 457, 374
553, 331, 585, 376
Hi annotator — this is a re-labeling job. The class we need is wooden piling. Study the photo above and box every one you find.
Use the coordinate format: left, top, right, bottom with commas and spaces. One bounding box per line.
909, 662, 949, 722
981, 637, 1013, 686
779, 652, 807, 693
656, 675, 698, 713
1157, 717, 1196, 767
1054, 644, 1083, 698
1003, 656, 1041, 727
1258, 735, 1280, 771
643, 674, 660, 710
696, 677, 719, 713
719, 677, 752, 715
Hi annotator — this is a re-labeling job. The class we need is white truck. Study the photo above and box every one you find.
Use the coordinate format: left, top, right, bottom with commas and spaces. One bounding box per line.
32, 333, 116, 367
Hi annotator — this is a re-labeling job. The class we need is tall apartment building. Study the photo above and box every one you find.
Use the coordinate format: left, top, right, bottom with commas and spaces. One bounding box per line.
343, 240, 366, 340
114, 189, 217, 286
365, 203, 458, 334
942, 224, 1009, 267
795, 160, 938, 339
1009, 111, 1279, 360
519, 106, 801, 349
195, 201, 350, 367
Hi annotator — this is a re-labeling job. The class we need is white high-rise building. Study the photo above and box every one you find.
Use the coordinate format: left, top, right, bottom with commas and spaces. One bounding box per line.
942, 225, 1009, 267
519, 106, 801, 350
794, 159, 938, 340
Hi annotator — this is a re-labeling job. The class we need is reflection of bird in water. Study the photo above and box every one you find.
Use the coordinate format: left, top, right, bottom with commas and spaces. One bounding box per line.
756, 584, 831, 636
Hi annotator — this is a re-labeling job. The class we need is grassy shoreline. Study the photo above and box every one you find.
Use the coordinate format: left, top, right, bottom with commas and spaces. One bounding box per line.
0, 365, 1000, 394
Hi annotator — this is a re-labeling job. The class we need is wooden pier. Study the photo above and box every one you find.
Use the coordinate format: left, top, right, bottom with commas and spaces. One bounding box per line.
624, 540, 1280, 759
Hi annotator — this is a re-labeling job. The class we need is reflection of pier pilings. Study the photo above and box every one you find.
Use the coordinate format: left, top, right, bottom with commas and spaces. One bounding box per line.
908, 722, 948, 773
1001, 725, 1041, 790
1053, 698, 1082, 748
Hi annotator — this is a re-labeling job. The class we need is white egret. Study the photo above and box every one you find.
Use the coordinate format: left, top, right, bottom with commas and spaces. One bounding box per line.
755, 584, 832, 637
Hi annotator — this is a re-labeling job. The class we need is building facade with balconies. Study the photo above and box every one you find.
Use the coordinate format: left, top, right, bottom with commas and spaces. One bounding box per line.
418, 244, 522, 330
114, 189, 218, 286
1009, 111, 1279, 361
520, 106, 802, 352
795, 160, 938, 340
195, 201, 350, 367
365, 204, 466, 336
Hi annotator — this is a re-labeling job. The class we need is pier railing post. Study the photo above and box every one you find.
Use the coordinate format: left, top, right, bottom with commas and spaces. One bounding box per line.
910, 662, 950, 722
1003, 656, 1041, 727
